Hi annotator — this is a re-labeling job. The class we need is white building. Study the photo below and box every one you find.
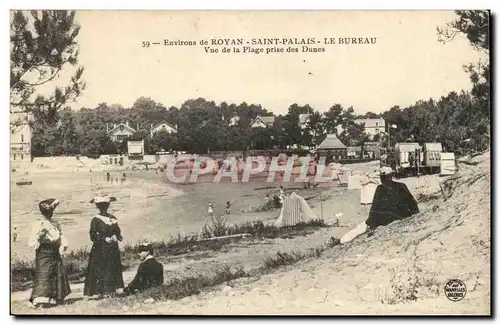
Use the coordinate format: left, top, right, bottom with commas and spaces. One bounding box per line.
10, 111, 33, 165
228, 115, 240, 127
150, 121, 177, 137
250, 115, 275, 128
107, 122, 136, 142
298, 113, 311, 129
354, 118, 386, 137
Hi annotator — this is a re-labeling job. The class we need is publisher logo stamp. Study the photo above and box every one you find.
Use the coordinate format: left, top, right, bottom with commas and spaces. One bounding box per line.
444, 279, 467, 302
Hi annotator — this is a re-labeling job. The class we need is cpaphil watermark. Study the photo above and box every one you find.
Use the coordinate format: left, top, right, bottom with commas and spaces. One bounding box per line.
164, 155, 338, 185
444, 279, 467, 302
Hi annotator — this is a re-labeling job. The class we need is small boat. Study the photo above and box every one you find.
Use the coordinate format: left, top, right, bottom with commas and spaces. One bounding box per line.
16, 180, 32, 186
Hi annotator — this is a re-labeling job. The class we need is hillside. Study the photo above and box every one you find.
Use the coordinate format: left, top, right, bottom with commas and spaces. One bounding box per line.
127, 151, 491, 315
11, 152, 490, 315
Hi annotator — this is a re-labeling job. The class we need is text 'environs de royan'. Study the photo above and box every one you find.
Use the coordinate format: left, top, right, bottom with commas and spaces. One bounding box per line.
161, 37, 378, 47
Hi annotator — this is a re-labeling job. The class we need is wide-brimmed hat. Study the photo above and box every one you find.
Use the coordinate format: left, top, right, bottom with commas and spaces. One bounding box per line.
39, 198, 59, 214
379, 167, 394, 175
90, 195, 117, 204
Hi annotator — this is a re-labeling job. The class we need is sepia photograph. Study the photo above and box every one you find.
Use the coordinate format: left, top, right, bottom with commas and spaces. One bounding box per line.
9, 10, 491, 315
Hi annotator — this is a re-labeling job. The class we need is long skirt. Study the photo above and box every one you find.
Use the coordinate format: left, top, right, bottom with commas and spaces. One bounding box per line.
29, 243, 71, 305
83, 242, 124, 296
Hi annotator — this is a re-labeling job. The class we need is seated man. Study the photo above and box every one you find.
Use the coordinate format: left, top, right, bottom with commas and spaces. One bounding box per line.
124, 243, 164, 294
341, 167, 419, 243
365, 166, 419, 230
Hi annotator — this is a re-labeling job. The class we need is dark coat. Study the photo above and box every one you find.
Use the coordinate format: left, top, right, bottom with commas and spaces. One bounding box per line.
125, 257, 164, 293
84, 215, 124, 296
365, 180, 419, 229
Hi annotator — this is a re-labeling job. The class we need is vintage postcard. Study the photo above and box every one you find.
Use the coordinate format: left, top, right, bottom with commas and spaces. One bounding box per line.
10, 10, 491, 315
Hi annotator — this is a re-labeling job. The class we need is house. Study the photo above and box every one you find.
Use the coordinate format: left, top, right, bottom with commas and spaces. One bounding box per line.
150, 121, 177, 137
298, 114, 311, 129
228, 115, 240, 127
250, 115, 275, 128
107, 122, 136, 142
363, 142, 382, 159
354, 118, 385, 137
316, 134, 348, 162
127, 140, 145, 160
347, 146, 362, 159
10, 111, 33, 165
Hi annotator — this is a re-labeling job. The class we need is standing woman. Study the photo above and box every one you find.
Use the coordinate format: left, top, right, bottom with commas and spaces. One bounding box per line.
29, 198, 71, 308
84, 195, 124, 298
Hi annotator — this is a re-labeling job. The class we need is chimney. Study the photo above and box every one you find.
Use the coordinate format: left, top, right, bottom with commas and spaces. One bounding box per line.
114, 123, 117, 129
126, 121, 129, 127
106, 123, 109, 133
136, 122, 139, 131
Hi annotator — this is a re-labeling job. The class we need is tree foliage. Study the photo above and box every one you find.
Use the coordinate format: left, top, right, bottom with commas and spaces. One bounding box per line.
27, 11, 490, 157
10, 10, 85, 129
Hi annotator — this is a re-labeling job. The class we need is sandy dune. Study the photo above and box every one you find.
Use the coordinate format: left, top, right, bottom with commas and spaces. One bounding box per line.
11, 154, 490, 315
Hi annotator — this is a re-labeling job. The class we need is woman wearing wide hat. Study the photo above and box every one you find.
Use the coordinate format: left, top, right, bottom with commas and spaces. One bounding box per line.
83, 195, 125, 298
28, 198, 71, 308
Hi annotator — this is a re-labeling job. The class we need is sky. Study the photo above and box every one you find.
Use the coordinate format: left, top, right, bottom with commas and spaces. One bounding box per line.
42, 10, 486, 115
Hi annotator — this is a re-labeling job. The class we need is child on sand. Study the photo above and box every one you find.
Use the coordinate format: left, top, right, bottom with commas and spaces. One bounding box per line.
225, 201, 231, 215
208, 203, 214, 217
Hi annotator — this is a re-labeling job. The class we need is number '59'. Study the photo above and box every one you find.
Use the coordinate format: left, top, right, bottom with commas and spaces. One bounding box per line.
142, 41, 150, 47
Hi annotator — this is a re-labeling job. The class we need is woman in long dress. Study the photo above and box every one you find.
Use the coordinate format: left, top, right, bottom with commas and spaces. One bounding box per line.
83, 195, 124, 298
28, 198, 71, 308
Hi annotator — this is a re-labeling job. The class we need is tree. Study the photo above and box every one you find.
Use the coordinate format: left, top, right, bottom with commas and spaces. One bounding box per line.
438, 10, 490, 111
437, 10, 490, 151
10, 10, 85, 128
151, 130, 178, 153
282, 104, 314, 148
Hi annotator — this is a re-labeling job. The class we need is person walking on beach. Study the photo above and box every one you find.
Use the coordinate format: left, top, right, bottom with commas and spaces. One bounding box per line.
84, 195, 125, 298
225, 201, 231, 215
123, 243, 164, 295
28, 198, 71, 308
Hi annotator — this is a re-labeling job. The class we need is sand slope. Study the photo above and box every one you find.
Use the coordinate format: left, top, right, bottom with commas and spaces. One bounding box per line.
11, 153, 490, 315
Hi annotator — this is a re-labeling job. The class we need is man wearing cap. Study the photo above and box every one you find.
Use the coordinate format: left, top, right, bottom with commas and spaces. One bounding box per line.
365, 166, 419, 230
124, 243, 164, 294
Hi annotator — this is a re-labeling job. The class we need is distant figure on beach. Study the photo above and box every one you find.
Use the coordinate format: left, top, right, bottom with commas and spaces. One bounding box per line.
225, 201, 231, 215
279, 186, 285, 203
124, 243, 164, 295
84, 195, 125, 298
29, 198, 71, 308
208, 203, 214, 217
106, 171, 111, 182
121, 172, 126, 183
13, 227, 17, 242
265, 194, 270, 204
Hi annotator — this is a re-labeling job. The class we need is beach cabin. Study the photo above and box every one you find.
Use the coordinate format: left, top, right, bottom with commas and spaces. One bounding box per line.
316, 134, 347, 163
